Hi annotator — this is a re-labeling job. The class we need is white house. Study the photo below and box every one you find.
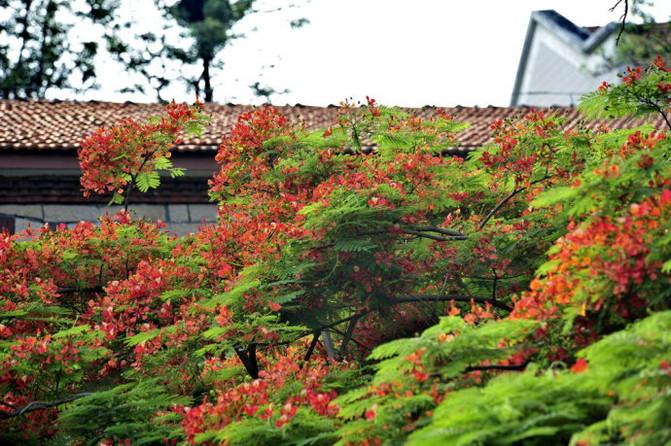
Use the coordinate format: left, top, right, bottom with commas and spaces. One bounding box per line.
511, 10, 621, 107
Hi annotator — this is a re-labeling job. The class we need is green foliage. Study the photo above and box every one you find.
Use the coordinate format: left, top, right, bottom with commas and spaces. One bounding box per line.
368, 317, 536, 382
332, 318, 537, 444
407, 365, 610, 446
136, 170, 161, 193
572, 311, 671, 445
6, 54, 671, 445
207, 408, 339, 446
407, 311, 671, 446
579, 58, 671, 126
57, 379, 190, 445
532, 125, 669, 218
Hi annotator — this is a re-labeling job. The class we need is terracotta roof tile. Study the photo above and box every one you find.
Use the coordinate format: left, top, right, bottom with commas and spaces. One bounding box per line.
0, 100, 668, 153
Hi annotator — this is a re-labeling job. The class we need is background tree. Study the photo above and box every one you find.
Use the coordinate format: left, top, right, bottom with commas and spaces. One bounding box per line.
609, 0, 670, 63
166, 0, 254, 102
0, 0, 120, 98
0, 0, 306, 102
617, 19, 671, 68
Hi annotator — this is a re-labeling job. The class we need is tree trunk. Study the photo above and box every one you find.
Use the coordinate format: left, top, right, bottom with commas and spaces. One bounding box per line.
202, 56, 213, 102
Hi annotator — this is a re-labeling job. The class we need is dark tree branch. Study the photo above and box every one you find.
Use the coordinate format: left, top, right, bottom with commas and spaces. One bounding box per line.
330, 327, 373, 352
300, 333, 321, 368
399, 229, 467, 242
57, 286, 104, 295
0, 401, 18, 410
234, 344, 259, 379
0, 393, 92, 420
479, 188, 524, 230
357, 225, 467, 241
460, 272, 528, 281
639, 95, 671, 131
123, 175, 136, 213
122, 146, 161, 211
429, 361, 530, 381
478, 175, 551, 230
248, 343, 258, 378
410, 225, 467, 238
610, 0, 628, 45
273, 293, 513, 350
338, 314, 362, 358
314, 224, 467, 251
465, 361, 529, 373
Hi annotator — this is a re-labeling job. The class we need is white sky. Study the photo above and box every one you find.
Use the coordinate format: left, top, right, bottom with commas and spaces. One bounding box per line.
53, 0, 671, 107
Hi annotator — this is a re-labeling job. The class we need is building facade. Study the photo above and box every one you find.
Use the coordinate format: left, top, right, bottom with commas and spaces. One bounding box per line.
511, 10, 621, 107
2, 100, 666, 235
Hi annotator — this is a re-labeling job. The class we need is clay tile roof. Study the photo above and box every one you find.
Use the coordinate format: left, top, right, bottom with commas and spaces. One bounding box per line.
0, 100, 668, 154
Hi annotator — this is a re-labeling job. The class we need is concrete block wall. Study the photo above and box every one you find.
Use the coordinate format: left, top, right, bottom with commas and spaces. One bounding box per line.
0, 203, 218, 236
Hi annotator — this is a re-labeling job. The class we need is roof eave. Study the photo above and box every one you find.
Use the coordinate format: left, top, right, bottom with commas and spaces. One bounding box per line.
581, 22, 618, 53
510, 15, 537, 106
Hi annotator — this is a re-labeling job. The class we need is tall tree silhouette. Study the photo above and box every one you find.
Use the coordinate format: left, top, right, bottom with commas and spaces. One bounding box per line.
168, 0, 254, 102
0, 0, 120, 99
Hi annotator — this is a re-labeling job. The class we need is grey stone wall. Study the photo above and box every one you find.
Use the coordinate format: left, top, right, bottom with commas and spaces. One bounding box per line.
0, 203, 217, 236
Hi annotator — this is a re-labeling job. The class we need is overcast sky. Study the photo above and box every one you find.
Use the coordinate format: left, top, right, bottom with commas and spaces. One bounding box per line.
58, 0, 671, 107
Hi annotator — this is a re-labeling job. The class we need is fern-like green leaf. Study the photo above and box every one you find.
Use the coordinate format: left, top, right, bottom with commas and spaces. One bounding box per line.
136, 171, 160, 192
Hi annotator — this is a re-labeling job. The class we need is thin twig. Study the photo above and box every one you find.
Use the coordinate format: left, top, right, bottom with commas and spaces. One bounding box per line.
609, 0, 628, 45
641, 96, 671, 131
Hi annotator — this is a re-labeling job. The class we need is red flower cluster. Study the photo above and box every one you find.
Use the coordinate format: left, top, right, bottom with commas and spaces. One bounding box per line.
79, 101, 205, 197
179, 348, 341, 443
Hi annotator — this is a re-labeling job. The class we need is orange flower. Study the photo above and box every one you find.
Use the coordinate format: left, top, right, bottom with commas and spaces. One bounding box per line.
570, 358, 588, 373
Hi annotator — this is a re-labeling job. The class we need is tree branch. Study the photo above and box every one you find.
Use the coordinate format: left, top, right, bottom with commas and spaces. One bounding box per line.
357, 225, 467, 241
609, 0, 628, 45
395, 294, 513, 312
338, 314, 362, 358
57, 286, 104, 295
478, 175, 551, 230
300, 333, 321, 368
234, 344, 259, 379
330, 327, 373, 352
0, 393, 92, 420
641, 96, 671, 131
275, 293, 513, 350
399, 229, 468, 241
321, 330, 339, 361
465, 361, 529, 373
410, 225, 467, 238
